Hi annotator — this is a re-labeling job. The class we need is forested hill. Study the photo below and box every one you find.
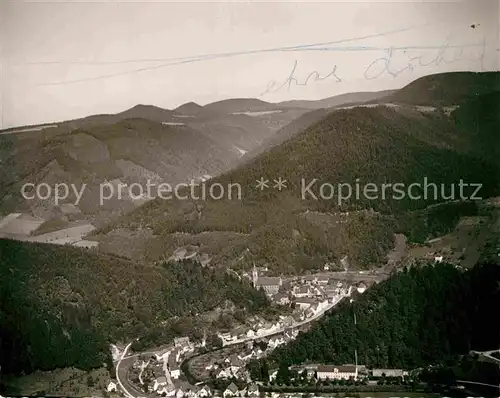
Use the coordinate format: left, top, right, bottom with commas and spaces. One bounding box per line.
260, 262, 500, 370
0, 239, 269, 376
93, 72, 500, 272
377, 71, 500, 106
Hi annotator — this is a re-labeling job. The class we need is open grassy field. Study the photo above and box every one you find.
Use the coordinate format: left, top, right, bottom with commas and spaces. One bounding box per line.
405, 199, 500, 268
3, 366, 112, 396
0, 213, 44, 236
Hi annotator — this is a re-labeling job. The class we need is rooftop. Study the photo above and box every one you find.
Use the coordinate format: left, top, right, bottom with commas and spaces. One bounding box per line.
229, 354, 245, 367
174, 336, 190, 345
295, 286, 310, 294
225, 382, 239, 393
317, 365, 357, 373
248, 384, 259, 392
256, 276, 282, 286
295, 297, 316, 304
274, 292, 289, 300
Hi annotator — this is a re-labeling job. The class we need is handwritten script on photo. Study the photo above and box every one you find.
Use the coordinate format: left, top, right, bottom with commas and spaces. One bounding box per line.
260, 33, 488, 95
261, 60, 342, 96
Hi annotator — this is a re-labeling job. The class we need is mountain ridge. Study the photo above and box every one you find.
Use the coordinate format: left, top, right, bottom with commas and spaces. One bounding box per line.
277, 89, 397, 109
94, 71, 500, 272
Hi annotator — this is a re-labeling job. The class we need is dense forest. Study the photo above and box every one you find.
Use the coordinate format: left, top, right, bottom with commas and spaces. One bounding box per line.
99, 72, 500, 271
248, 261, 500, 375
0, 239, 269, 376
395, 201, 481, 243
378, 71, 499, 106
0, 277, 111, 376
162, 259, 268, 317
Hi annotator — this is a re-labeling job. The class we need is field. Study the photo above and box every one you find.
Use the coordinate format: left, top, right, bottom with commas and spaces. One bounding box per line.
0, 213, 44, 236
386, 234, 408, 267
405, 199, 500, 268
0, 215, 99, 249
26, 223, 96, 243
3, 366, 112, 396
0, 125, 59, 135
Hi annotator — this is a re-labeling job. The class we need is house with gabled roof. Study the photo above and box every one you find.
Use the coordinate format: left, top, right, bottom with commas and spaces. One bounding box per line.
158, 384, 177, 397
185, 385, 201, 398
247, 383, 259, 396
295, 297, 316, 310
273, 292, 290, 305
238, 351, 253, 361
294, 285, 312, 298
216, 369, 230, 379
197, 385, 212, 397
175, 387, 185, 398
223, 382, 239, 397
228, 354, 245, 373
106, 380, 118, 392
153, 376, 168, 391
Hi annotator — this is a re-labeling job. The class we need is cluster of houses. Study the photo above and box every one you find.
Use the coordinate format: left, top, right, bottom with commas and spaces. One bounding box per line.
125, 337, 198, 396
222, 383, 259, 397
289, 274, 367, 300
153, 382, 213, 398
208, 354, 250, 381
269, 273, 367, 317
106, 364, 408, 397
209, 332, 299, 380
216, 271, 370, 348
217, 317, 300, 345
245, 265, 367, 304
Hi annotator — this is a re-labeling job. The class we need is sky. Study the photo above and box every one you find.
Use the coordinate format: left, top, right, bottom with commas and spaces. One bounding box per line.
1, 0, 498, 129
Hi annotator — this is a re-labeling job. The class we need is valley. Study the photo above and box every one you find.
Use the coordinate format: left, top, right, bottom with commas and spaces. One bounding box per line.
2, 0, 500, 395
1, 71, 499, 398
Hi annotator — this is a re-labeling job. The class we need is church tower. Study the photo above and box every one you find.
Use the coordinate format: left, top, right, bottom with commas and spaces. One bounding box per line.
252, 263, 258, 288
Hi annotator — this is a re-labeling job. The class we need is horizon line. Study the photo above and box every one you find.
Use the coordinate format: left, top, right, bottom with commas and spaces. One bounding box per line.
1, 85, 405, 131
3, 69, 499, 131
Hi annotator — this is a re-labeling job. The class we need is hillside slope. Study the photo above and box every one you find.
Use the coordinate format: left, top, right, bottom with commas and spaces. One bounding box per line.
174, 101, 204, 115
96, 72, 500, 272
202, 98, 280, 114
242, 108, 332, 160
0, 100, 312, 231
0, 238, 269, 376
0, 119, 234, 227
375, 71, 500, 106
277, 89, 396, 109
253, 261, 500, 371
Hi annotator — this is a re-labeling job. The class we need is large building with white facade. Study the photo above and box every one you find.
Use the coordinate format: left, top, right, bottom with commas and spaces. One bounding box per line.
316, 365, 358, 380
